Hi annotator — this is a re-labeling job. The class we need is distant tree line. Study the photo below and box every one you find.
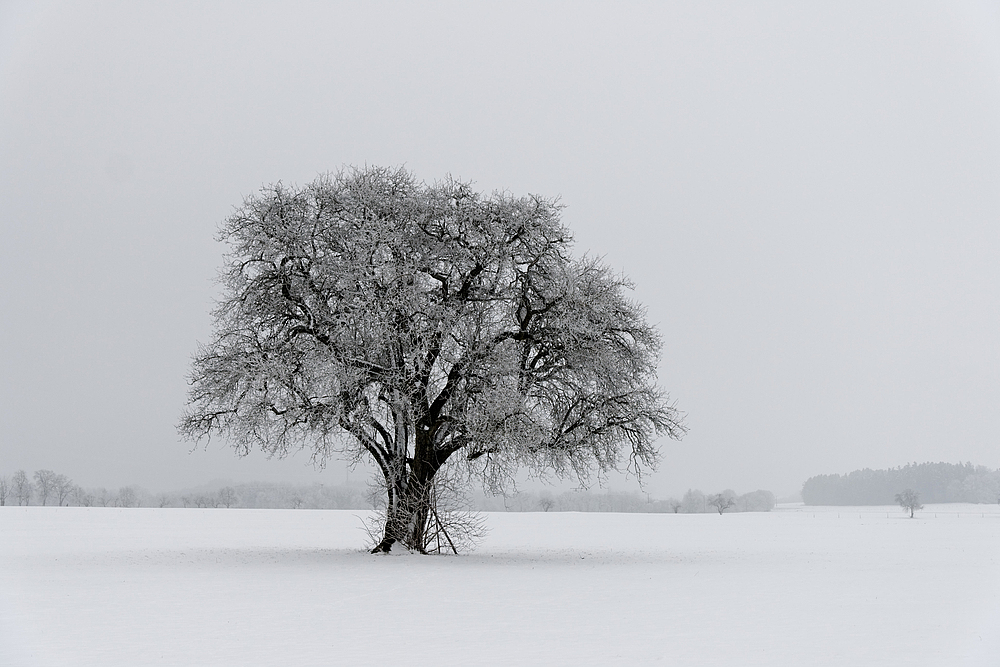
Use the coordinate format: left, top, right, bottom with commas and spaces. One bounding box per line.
0, 469, 153, 508
0, 469, 775, 514
167, 481, 372, 510
0, 471, 374, 510
479, 488, 776, 514
801, 462, 1000, 505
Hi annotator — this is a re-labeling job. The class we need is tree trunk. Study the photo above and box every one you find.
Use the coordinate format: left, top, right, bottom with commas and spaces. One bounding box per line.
370, 428, 444, 554
371, 477, 435, 553
370, 459, 409, 553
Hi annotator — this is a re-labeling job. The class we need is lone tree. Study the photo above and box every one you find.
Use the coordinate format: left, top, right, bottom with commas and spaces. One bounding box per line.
180, 166, 684, 553
53, 474, 74, 506
895, 488, 922, 518
33, 470, 57, 506
708, 492, 735, 515
12, 470, 31, 506
218, 486, 237, 508
117, 486, 139, 508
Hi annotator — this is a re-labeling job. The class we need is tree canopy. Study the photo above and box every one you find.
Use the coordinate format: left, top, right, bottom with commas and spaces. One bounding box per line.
180, 166, 684, 551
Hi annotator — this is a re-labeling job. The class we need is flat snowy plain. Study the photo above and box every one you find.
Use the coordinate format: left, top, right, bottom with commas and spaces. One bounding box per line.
2, 504, 999, 666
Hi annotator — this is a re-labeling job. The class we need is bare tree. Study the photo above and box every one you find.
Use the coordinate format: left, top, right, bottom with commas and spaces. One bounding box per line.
180, 166, 685, 553
895, 489, 923, 518
12, 470, 31, 506
681, 489, 706, 513
668, 499, 682, 514
538, 494, 555, 512
117, 486, 138, 508
193, 494, 217, 508
96, 488, 114, 507
53, 474, 74, 506
71, 486, 94, 507
737, 489, 776, 512
11, 470, 33, 505
708, 493, 736, 515
0, 476, 9, 506
218, 487, 237, 508
33, 470, 58, 506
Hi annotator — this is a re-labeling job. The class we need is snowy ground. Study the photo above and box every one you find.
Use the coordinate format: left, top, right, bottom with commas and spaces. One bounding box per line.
2, 504, 999, 666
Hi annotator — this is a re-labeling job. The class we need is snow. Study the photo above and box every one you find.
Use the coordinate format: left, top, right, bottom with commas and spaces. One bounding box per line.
2, 504, 999, 666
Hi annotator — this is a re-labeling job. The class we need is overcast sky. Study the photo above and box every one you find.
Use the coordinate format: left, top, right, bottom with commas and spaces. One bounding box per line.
2, 1, 999, 498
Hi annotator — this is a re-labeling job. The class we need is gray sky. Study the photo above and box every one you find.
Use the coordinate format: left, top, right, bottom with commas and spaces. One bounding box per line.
2, 1, 999, 498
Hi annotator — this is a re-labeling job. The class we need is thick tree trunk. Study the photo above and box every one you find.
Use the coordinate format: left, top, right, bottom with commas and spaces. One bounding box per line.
370, 461, 408, 553
370, 479, 435, 553
370, 428, 444, 554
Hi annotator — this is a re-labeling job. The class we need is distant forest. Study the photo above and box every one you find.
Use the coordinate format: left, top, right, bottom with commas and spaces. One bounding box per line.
802, 462, 1000, 505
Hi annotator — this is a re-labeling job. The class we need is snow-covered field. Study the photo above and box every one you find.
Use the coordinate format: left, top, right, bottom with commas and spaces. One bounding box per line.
2, 504, 999, 666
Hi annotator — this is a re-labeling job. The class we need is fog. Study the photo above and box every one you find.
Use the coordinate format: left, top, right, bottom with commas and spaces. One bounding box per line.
2, 2, 999, 498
